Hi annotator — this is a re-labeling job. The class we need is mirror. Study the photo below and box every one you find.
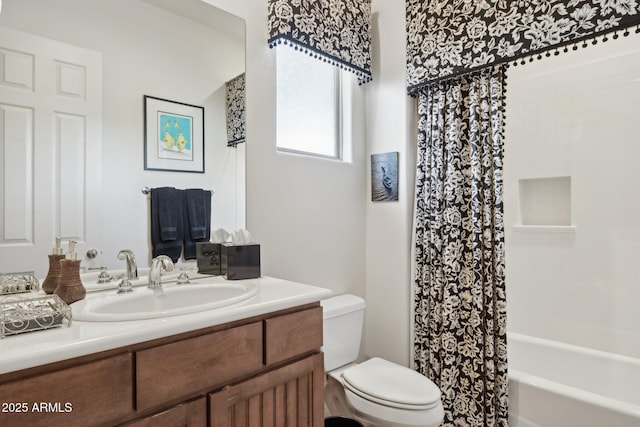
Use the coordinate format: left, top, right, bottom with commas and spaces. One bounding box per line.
0, 0, 245, 277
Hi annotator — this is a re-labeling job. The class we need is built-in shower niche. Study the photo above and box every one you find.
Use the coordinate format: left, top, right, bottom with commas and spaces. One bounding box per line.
516, 176, 575, 232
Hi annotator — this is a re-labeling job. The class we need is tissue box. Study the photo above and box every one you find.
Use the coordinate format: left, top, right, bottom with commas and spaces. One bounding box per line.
221, 243, 260, 280
196, 242, 222, 275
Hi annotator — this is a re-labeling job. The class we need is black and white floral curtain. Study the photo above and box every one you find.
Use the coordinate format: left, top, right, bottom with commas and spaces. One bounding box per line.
268, 0, 372, 84
406, 0, 640, 92
413, 65, 508, 427
225, 73, 245, 147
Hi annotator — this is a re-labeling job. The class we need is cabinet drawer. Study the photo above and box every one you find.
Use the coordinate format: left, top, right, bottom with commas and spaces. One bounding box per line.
264, 306, 322, 366
136, 322, 263, 411
0, 353, 134, 427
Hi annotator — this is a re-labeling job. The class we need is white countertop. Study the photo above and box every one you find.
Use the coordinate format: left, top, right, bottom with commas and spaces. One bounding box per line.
0, 276, 332, 375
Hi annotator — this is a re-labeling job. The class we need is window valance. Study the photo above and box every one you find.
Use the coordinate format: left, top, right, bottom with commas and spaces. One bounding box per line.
407, 0, 640, 94
268, 0, 372, 84
225, 73, 245, 147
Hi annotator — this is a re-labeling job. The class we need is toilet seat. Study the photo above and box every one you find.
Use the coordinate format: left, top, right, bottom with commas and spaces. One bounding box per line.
342, 357, 441, 410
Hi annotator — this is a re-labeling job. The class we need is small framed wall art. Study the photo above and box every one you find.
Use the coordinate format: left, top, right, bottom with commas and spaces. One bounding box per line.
144, 95, 205, 173
371, 151, 399, 201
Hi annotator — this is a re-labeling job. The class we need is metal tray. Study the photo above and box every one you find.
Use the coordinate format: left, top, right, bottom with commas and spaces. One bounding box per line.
0, 271, 40, 295
1, 294, 72, 338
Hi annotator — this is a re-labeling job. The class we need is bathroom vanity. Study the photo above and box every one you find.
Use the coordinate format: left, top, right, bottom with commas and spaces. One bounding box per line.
0, 276, 331, 427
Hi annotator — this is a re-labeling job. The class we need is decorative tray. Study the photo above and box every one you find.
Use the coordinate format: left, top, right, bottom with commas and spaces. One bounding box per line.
0, 272, 40, 295
0, 294, 72, 338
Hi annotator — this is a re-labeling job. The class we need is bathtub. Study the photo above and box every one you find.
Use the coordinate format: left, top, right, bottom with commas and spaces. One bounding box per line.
508, 332, 640, 427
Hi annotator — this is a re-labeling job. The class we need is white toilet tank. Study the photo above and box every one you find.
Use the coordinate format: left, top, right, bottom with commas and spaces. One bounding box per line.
321, 294, 366, 371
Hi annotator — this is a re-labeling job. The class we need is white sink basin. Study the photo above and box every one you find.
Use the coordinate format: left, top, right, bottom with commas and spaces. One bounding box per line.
73, 281, 258, 322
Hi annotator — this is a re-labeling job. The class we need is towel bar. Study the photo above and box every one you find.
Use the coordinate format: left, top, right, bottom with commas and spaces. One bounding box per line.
141, 187, 214, 195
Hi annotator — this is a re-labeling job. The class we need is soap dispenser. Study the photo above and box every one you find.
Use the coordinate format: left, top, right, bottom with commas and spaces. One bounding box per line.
54, 240, 86, 305
42, 237, 66, 294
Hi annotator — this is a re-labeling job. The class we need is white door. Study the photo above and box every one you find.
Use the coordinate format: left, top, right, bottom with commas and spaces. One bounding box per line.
0, 27, 102, 278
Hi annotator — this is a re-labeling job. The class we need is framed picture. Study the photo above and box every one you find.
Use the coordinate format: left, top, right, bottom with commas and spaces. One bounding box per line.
144, 95, 205, 173
371, 152, 399, 201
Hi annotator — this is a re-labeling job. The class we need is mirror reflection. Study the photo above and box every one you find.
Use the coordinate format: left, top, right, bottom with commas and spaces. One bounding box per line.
0, 0, 246, 277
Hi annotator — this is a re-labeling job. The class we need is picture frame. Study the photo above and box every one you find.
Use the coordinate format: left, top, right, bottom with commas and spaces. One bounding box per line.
371, 151, 399, 201
144, 95, 205, 173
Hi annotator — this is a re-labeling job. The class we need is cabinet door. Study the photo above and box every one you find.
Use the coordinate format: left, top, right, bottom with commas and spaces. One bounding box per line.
121, 397, 206, 427
209, 353, 324, 427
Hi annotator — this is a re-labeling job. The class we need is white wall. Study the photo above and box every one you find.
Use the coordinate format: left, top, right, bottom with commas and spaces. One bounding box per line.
504, 35, 640, 358
243, 1, 367, 297
0, 0, 245, 270
362, 1, 416, 366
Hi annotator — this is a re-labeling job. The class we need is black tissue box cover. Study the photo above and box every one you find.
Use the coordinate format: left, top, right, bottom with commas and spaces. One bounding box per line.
196, 242, 222, 275
221, 243, 260, 280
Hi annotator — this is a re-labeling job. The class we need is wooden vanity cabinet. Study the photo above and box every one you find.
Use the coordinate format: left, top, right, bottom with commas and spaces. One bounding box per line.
0, 303, 324, 427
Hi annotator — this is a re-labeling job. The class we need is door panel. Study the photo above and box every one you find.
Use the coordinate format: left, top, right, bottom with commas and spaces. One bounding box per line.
0, 27, 102, 277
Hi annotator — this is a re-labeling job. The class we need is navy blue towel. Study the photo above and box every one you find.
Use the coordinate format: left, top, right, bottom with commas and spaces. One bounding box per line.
150, 187, 183, 262
183, 189, 211, 260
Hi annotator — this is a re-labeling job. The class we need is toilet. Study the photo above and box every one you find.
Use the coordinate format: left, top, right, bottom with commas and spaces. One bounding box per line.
322, 294, 444, 427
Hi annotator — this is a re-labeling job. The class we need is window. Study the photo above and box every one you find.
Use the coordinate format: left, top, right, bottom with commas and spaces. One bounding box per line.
276, 47, 345, 159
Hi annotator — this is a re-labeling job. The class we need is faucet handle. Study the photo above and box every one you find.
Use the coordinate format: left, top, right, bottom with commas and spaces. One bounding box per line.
176, 272, 190, 285
117, 279, 133, 294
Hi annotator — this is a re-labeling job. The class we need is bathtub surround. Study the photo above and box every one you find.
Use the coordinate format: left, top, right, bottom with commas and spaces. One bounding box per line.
412, 65, 508, 427
504, 33, 640, 358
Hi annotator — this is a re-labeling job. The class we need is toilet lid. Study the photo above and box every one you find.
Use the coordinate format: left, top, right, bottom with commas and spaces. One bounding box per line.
342, 358, 441, 410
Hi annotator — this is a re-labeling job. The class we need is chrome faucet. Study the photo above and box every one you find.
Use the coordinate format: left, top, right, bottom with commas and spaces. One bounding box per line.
117, 249, 138, 280
148, 255, 174, 290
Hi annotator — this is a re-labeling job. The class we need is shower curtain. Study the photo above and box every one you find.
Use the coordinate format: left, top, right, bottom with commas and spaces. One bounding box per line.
412, 65, 508, 427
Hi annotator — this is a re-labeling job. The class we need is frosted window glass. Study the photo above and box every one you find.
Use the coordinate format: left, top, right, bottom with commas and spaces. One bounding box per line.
276, 47, 339, 158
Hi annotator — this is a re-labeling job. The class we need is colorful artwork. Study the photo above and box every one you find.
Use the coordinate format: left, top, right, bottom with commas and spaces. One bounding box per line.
158, 112, 193, 161
144, 95, 204, 173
